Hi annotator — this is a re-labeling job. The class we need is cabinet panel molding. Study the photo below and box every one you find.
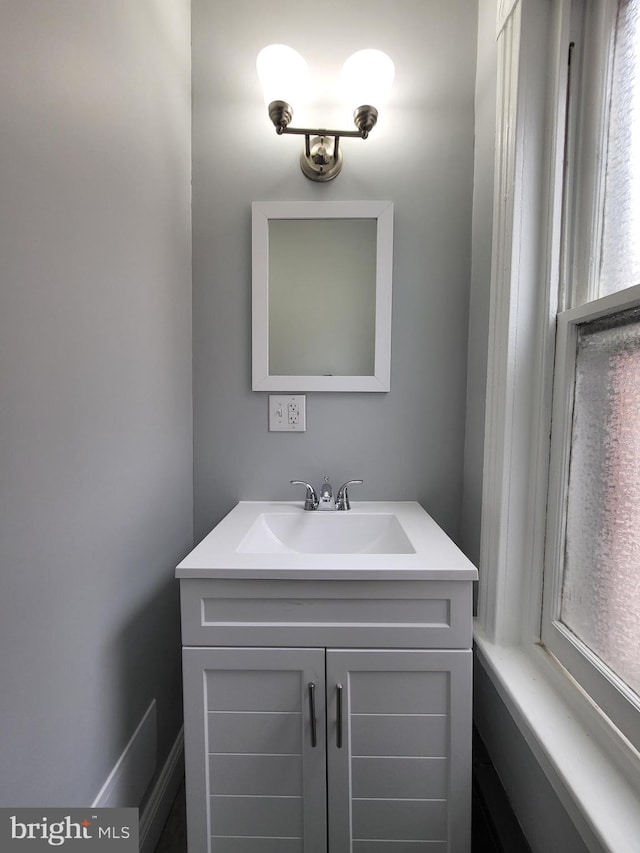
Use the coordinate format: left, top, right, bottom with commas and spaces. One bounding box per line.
349, 669, 449, 714
352, 799, 448, 841
351, 756, 448, 800
206, 668, 302, 711
181, 578, 472, 648
211, 836, 303, 853
207, 711, 302, 755
209, 754, 302, 796
209, 795, 303, 838
352, 843, 447, 853
351, 714, 448, 757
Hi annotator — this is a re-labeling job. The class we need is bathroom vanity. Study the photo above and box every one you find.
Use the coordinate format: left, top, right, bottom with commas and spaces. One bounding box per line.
177, 501, 478, 852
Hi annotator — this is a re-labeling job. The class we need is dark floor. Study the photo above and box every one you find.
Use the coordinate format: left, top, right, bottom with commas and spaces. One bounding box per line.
471, 728, 531, 853
154, 778, 186, 853
154, 731, 529, 852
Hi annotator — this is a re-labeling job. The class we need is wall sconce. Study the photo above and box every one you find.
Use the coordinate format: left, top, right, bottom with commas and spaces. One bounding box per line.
256, 44, 395, 182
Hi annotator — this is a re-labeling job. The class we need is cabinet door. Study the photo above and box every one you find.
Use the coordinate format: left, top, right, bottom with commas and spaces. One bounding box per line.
326, 649, 472, 853
182, 647, 327, 853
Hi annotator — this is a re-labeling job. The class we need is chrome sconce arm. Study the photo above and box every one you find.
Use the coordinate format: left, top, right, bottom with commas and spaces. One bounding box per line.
267, 100, 379, 182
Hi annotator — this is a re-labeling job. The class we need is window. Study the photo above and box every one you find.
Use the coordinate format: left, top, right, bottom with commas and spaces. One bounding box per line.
475, 0, 640, 844
542, 0, 640, 752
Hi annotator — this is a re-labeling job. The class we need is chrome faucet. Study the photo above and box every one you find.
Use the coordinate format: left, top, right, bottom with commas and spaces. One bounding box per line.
290, 477, 363, 511
318, 476, 335, 511
335, 479, 364, 511
290, 480, 319, 511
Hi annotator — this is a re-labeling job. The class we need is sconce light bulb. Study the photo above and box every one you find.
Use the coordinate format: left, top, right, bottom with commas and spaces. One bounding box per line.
341, 49, 395, 111
256, 44, 309, 110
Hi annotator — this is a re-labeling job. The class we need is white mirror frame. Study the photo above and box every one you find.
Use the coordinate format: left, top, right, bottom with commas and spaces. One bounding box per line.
252, 200, 394, 391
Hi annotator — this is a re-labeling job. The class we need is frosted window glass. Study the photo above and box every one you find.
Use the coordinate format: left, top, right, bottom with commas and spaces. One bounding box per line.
599, 0, 640, 296
561, 307, 640, 697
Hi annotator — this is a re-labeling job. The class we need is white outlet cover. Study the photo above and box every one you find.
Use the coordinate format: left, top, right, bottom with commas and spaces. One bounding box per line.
269, 395, 306, 431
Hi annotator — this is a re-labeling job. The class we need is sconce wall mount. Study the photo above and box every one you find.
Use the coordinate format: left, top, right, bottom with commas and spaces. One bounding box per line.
257, 46, 394, 182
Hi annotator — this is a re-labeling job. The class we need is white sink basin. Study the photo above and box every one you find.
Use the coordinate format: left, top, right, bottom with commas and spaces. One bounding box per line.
237, 511, 415, 554
176, 502, 479, 580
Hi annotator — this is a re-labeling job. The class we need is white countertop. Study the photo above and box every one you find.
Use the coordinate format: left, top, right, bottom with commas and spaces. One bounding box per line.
176, 501, 478, 581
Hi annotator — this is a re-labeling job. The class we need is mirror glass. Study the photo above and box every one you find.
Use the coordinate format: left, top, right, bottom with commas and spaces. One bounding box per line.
252, 201, 393, 391
269, 218, 377, 376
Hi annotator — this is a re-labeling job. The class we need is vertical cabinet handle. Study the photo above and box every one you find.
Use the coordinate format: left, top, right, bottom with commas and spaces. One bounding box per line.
336, 683, 343, 749
308, 682, 317, 747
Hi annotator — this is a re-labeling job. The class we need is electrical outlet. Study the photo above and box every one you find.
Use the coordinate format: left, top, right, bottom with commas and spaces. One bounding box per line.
269, 395, 306, 431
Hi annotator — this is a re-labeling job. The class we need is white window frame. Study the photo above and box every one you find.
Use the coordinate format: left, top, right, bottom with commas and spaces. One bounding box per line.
542, 0, 640, 756
563, 0, 618, 309
542, 285, 640, 754
474, 0, 640, 848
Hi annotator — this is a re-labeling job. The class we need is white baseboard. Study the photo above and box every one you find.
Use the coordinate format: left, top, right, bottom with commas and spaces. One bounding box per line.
90, 701, 184, 853
93, 700, 157, 809
139, 727, 184, 853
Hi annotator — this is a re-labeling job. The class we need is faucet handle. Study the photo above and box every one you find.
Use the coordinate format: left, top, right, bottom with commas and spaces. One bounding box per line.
290, 480, 319, 511
336, 479, 363, 511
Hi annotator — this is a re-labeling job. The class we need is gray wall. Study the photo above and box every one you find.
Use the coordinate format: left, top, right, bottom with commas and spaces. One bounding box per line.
0, 0, 192, 806
474, 666, 590, 853
192, 0, 478, 543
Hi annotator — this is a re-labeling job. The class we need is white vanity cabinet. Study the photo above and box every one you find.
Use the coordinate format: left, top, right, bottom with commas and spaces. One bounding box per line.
182, 642, 471, 853
177, 502, 478, 853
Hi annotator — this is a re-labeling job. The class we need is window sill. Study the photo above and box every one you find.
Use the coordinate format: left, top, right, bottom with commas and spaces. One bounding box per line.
474, 623, 640, 853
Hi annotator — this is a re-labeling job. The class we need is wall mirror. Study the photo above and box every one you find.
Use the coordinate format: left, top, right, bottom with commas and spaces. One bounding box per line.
252, 200, 393, 391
